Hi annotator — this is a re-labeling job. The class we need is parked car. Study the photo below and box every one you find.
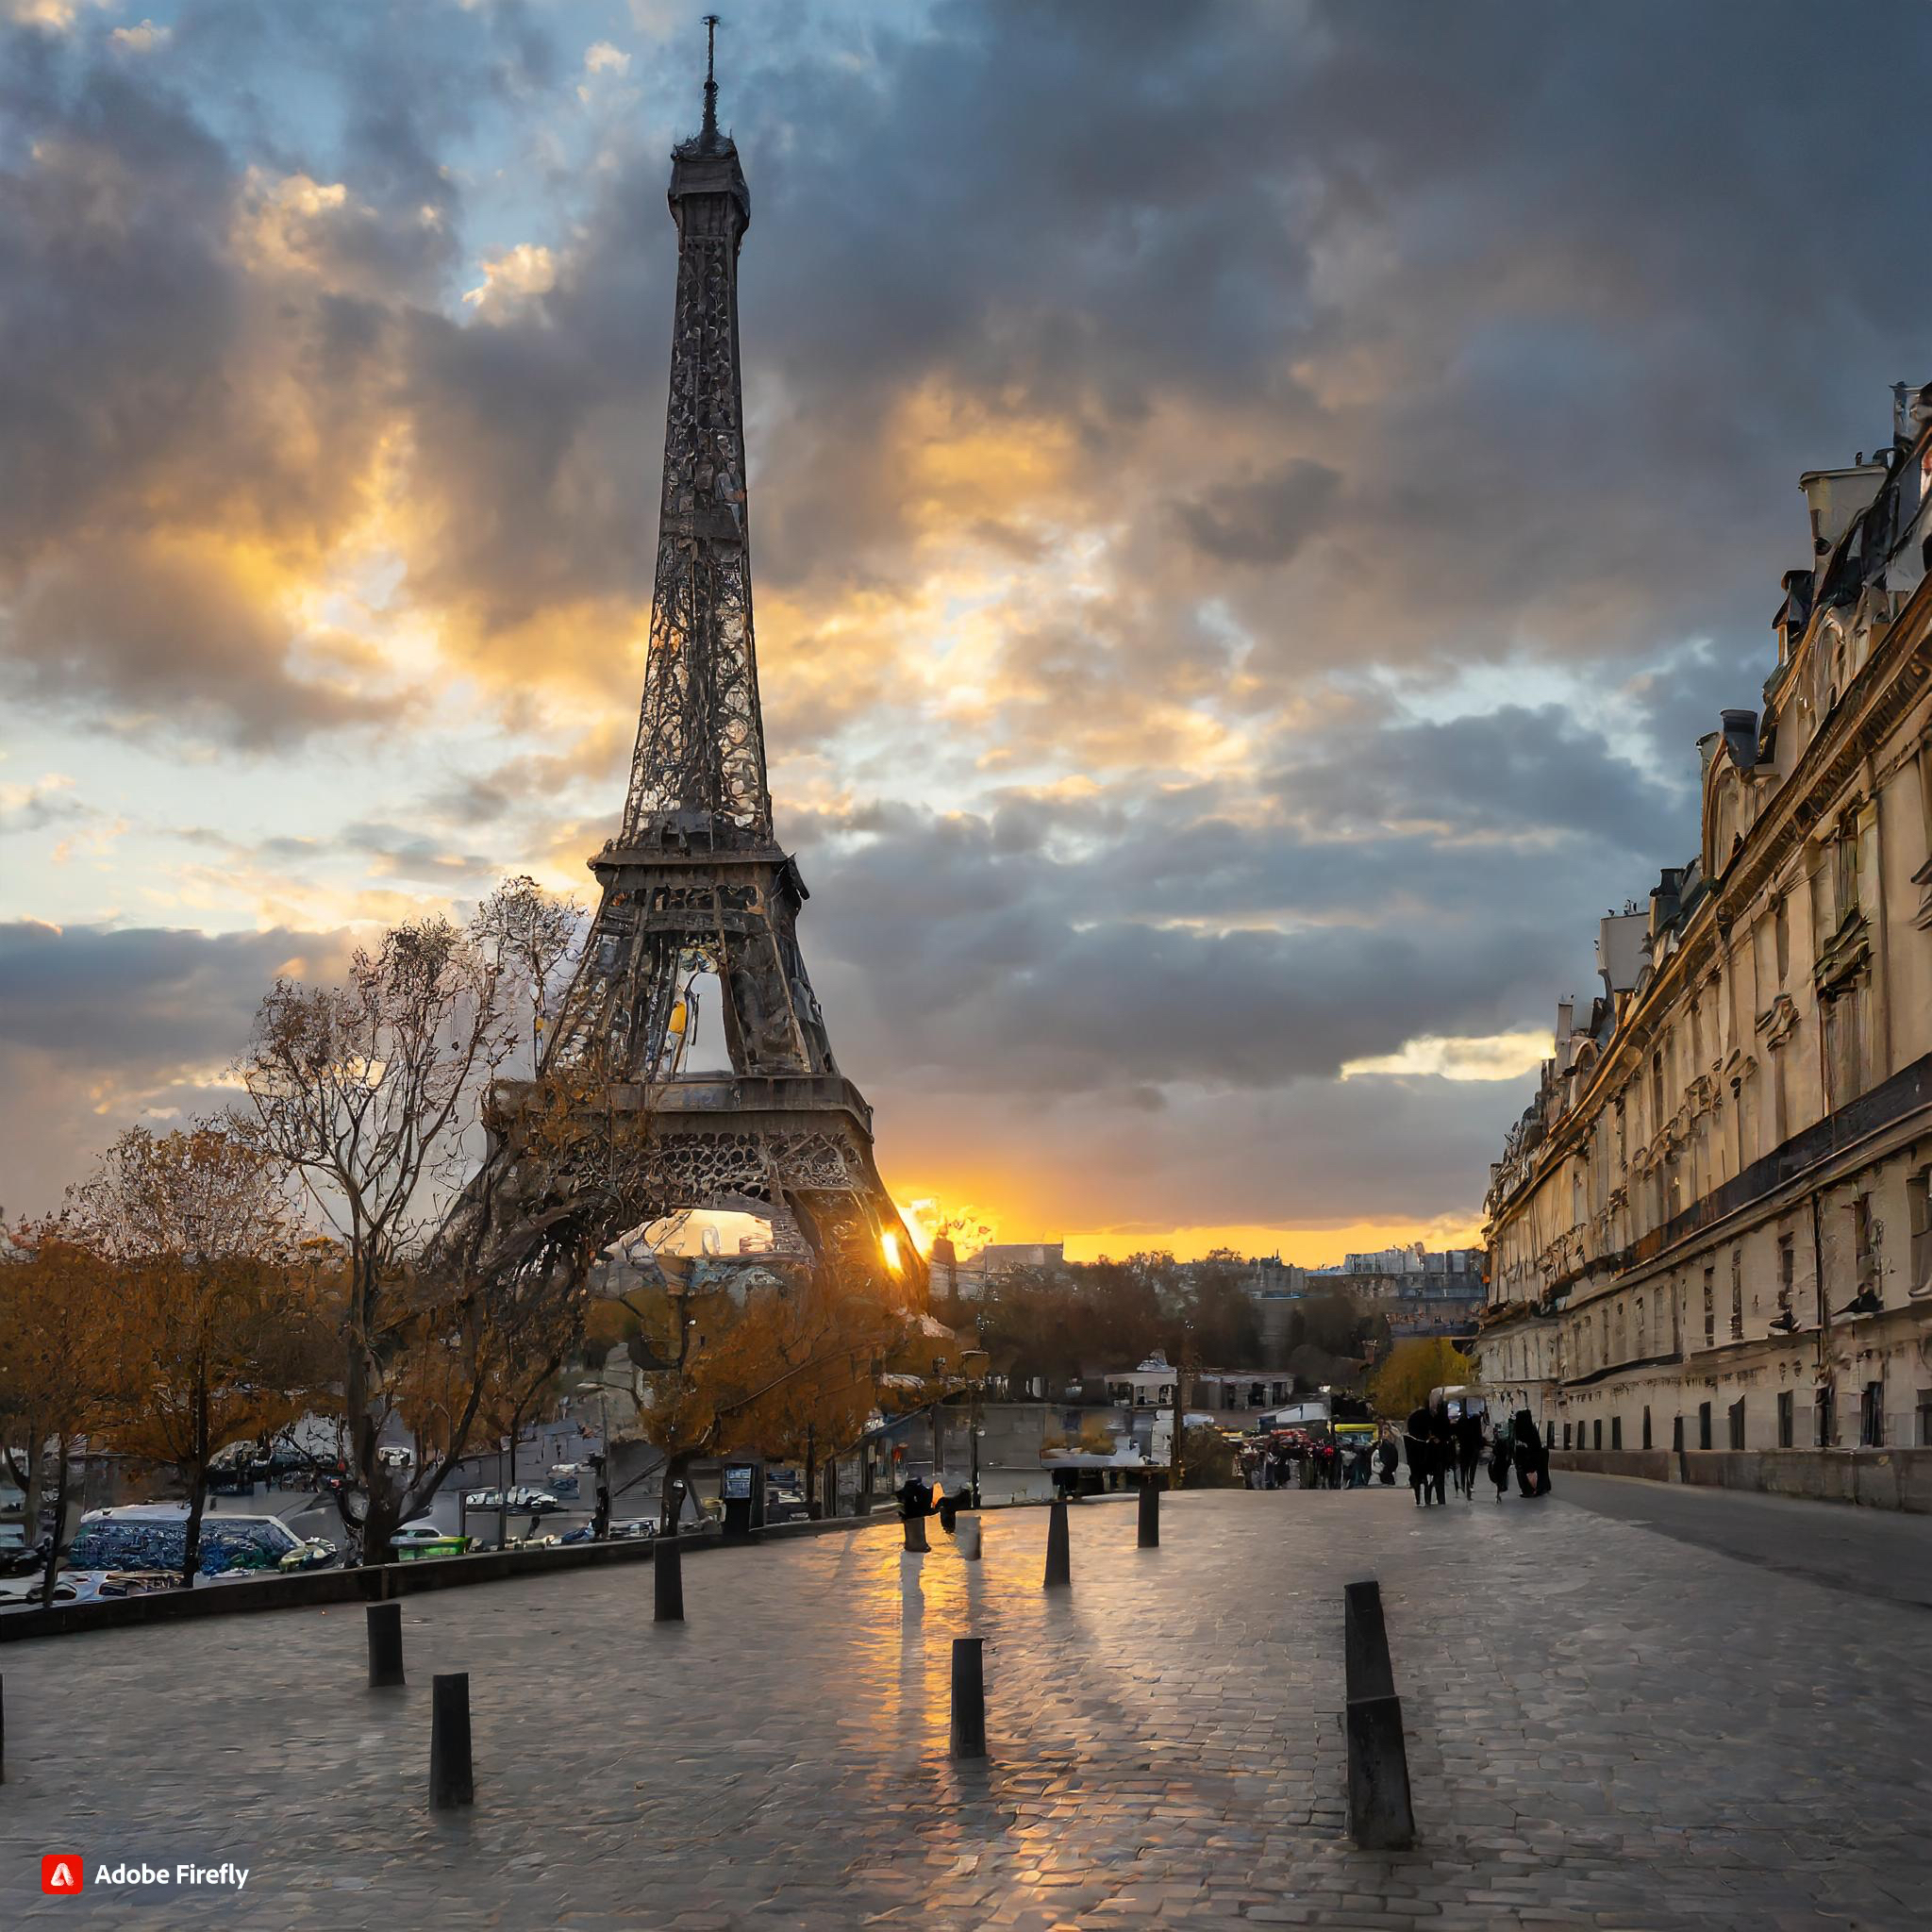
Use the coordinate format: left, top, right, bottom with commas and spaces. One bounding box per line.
0, 1575, 86, 1607
0, 1536, 50, 1577
504, 1487, 562, 1513
65, 1507, 340, 1583
463, 1490, 506, 1509
391, 1521, 470, 1559
562, 1516, 656, 1543
91, 1571, 179, 1600
765, 1487, 808, 1524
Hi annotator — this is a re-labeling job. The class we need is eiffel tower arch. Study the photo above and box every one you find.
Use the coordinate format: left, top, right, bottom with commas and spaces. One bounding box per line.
515, 28, 924, 1307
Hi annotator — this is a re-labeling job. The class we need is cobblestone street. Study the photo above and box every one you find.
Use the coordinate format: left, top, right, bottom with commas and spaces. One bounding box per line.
6, 1483, 1932, 1929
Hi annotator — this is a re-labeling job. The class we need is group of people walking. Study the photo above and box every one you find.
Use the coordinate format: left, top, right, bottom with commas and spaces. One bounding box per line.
1236, 1401, 1557, 1506
1240, 1434, 1375, 1490
1401, 1401, 1551, 1506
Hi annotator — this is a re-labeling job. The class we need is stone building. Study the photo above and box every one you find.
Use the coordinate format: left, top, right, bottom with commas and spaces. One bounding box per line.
941, 1240, 1069, 1302
1312, 1249, 1486, 1341
1476, 386, 1932, 1499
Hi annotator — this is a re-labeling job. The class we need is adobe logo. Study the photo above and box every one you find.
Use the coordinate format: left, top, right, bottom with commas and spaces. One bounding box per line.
42, 1855, 85, 1895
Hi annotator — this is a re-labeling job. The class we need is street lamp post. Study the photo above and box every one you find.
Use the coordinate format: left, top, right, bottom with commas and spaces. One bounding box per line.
1171, 1322, 1195, 1491
959, 1347, 990, 1507
575, 1381, 613, 1539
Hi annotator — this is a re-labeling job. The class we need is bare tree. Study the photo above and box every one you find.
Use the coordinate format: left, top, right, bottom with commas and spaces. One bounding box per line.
233, 884, 596, 1560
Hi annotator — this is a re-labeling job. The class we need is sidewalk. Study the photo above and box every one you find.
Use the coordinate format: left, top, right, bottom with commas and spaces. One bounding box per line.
4, 1487, 1929, 1927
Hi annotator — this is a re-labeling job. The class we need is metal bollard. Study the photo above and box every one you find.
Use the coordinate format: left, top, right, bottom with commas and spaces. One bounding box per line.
950, 1638, 987, 1759
428, 1673, 475, 1809
1341, 1579, 1413, 1848
1, 1672, 6, 1786
1138, 1479, 1160, 1549
1345, 1693, 1414, 1849
366, 1601, 405, 1689
957, 1514, 982, 1560
1343, 1578, 1395, 1704
1042, 1496, 1071, 1589
904, 1512, 930, 1553
654, 1535, 685, 1623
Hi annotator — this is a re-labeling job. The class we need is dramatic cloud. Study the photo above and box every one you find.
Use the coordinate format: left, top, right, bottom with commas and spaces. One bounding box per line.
5, 0, 1931, 1248
0, 921, 354, 1213
1174, 460, 1342, 568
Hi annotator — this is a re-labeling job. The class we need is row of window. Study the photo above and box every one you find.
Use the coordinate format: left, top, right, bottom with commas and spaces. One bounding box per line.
1549, 1171, 1932, 1381
1502, 800, 1901, 1285
1561, 1382, 1917, 1453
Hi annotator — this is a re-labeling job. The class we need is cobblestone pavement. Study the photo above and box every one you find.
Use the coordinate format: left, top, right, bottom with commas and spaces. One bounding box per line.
6, 1484, 1932, 1930
1557, 1466, 1932, 1608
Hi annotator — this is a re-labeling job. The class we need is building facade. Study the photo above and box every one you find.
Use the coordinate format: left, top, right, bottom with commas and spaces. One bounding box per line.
1309, 1249, 1486, 1343
1478, 387, 1932, 1488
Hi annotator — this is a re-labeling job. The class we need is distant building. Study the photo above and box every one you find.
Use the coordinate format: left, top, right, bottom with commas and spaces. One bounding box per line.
928, 1234, 958, 1298
1102, 1355, 1303, 1422
977, 1241, 1066, 1273
1302, 1248, 1486, 1342
1245, 1255, 1307, 1294
1324, 1245, 1481, 1278
945, 1240, 1068, 1301
1104, 1356, 1180, 1410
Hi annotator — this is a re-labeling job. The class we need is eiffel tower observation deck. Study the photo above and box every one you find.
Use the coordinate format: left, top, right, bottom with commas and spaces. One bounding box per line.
530, 22, 923, 1303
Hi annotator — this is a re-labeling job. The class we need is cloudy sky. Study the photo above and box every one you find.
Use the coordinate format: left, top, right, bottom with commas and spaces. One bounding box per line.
5, 0, 1931, 1260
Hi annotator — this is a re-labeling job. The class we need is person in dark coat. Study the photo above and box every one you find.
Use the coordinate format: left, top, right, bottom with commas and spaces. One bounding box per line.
1424, 1399, 1452, 1506
1375, 1431, 1399, 1486
1455, 1409, 1484, 1499
1405, 1404, 1433, 1506
1487, 1419, 1513, 1500
1511, 1410, 1548, 1497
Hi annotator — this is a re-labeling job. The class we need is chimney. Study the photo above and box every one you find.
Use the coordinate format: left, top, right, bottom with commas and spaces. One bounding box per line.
1720, 708, 1758, 770
1649, 867, 1684, 941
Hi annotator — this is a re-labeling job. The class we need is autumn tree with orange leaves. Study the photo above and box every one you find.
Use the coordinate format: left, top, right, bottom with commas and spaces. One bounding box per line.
0, 1223, 122, 1607
612, 1240, 906, 1528
69, 1124, 336, 1591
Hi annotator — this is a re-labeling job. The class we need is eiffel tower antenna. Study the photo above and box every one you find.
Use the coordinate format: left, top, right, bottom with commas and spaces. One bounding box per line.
524, 25, 923, 1307
701, 14, 721, 151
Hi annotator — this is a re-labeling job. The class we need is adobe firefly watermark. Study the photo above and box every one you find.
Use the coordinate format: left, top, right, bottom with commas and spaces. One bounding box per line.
42, 1856, 251, 1895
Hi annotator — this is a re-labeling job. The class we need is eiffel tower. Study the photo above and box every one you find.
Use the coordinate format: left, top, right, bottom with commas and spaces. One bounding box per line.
536, 22, 923, 1304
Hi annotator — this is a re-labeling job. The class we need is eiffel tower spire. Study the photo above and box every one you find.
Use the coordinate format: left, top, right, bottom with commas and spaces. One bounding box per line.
535, 25, 922, 1307
626, 11, 764, 847
700, 12, 721, 152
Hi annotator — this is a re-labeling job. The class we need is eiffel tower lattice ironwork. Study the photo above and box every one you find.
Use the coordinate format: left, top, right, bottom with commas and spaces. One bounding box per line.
537, 25, 923, 1302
